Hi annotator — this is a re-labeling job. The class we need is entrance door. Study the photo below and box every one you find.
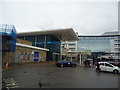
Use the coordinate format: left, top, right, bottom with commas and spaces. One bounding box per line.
53, 53, 60, 62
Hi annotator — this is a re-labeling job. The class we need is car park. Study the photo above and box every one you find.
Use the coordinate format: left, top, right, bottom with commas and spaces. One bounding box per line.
56, 59, 76, 67
95, 62, 120, 74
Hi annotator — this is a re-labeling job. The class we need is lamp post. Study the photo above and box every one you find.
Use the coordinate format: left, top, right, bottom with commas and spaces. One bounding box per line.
65, 41, 68, 59
70, 53, 72, 62
79, 53, 82, 65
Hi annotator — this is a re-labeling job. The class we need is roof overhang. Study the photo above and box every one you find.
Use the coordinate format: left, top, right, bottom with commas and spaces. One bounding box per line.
17, 28, 79, 41
16, 43, 49, 51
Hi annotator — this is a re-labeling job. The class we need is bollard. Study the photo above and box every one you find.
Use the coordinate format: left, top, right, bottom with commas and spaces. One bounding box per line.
5, 63, 8, 68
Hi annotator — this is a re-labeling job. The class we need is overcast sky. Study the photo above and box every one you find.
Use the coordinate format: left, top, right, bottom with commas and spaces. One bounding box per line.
0, 0, 118, 35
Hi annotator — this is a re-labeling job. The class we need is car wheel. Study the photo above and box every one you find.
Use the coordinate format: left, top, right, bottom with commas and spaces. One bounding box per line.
72, 64, 76, 67
61, 64, 64, 67
57, 64, 60, 67
113, 70, 119, 74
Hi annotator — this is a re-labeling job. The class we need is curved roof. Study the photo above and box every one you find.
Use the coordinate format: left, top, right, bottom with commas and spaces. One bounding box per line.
17, 28, 79, 41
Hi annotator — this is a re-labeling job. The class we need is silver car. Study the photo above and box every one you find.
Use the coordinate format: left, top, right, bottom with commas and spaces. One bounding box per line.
95, 62, 120, 74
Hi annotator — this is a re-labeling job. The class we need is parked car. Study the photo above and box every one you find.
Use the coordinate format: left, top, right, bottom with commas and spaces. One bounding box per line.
56, 59, 76, 67
95, 62, 120, 74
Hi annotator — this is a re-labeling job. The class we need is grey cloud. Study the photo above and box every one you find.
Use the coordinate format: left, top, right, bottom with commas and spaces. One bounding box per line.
1, 2, 118, 35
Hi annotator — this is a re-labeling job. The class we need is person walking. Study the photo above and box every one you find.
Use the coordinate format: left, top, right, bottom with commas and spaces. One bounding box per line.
84, 60, 87, 68
96, 62, 100, 72
87, 60, 91, 68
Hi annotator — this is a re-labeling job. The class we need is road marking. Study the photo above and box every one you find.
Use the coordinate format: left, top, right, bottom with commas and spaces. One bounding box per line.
3, 78, 19, 88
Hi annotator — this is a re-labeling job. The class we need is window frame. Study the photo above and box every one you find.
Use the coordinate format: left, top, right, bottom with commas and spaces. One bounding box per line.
105, 63, 113, 67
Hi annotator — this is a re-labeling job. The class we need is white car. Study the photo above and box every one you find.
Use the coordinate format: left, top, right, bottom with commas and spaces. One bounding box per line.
95, 62, 120, 74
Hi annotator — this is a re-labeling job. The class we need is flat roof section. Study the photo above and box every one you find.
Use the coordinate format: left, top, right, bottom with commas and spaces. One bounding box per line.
101, 31, 119, 36
16, 43, 49, 51
17, 28, 79, 41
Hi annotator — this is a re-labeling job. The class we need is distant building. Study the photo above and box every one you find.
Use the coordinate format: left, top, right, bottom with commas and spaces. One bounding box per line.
110, 38, 120, 54
101, 31, 120, 56
78, 31, 120, 64
61, 41, 78, 61
61, 32, 79, 61
61, 41, 78, 52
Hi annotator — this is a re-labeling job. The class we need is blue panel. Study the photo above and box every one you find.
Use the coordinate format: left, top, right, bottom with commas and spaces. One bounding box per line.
34, 52, 39, 62
0, 24, 17, 51
34, 52, 39, 57
34, 59, 38, 62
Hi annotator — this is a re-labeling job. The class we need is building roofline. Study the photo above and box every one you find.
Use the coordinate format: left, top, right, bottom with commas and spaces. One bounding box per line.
101, 31, 119, 36
78, 35, 120, 37
17, 28, 79, 41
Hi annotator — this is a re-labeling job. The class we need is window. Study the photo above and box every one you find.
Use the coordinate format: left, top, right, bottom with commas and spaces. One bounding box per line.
114, 44, 120, 47
115, 48, 120, 51
62, 44, 66, 47
68, 44, 75, 46
100, 63, 104, 66
69, 41, 75, 42
69, 48, 75, 50
105, 63, 113, 67
114, 40, 120, 43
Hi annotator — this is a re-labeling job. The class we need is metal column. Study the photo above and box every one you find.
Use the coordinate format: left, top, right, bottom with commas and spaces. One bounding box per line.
35, 36, 37, 47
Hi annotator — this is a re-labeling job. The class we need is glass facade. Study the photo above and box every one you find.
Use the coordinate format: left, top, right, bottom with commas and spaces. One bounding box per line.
78, 35, 120, 63
18, 35, 61, 61
78, 36, 112, 52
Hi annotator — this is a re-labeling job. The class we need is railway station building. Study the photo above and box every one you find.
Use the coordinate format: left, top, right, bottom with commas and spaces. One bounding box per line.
17, 28, 79, 61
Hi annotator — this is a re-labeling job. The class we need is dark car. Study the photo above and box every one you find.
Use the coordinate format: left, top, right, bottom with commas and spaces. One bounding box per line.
56, 59, 76, 67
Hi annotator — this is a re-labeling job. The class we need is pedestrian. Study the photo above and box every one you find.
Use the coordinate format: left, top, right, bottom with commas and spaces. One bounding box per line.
87, 60, 91, 68
96, 62, 100, 72
84, 60, 87, 68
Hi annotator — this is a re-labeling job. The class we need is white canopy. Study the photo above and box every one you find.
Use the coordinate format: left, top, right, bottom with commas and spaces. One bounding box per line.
17, 28, 79, 41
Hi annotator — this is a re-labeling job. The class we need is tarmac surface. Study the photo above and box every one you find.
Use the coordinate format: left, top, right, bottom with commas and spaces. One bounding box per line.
2, 63, 120, 88
0, 66, 2, 89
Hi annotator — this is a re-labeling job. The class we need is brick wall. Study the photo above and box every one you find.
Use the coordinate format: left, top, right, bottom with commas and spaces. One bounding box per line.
2, 51, 15, 67
15, 46, 47, 63
17, 38, 32, 45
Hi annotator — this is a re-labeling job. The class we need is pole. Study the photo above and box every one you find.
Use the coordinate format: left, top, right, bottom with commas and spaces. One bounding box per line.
66, 41, 67, 59
5, 24, 7, 32
35, 36, 37, 47
71, 54, 72, 61
44, 34, 46, 48
60, 41, 62, 60
24, 36, 26, 40
79, 54, 81, 65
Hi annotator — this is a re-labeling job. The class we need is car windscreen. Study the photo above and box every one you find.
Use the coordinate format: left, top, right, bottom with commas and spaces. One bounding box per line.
99, 63, 104, 66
